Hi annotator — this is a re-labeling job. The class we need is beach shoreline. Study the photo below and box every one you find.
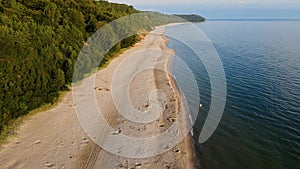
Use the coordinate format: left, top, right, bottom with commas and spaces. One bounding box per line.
91, 24, 197, 168
163, 25, 198, 169
0, 23, 198, 169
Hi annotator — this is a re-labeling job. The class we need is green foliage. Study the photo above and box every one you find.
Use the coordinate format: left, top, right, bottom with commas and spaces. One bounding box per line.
174, 14, 206, 22
0, 0, 140, 136
0, 0, 205, 137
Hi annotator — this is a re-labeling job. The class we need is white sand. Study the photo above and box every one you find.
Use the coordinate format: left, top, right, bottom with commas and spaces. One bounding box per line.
89, 25, 197, 169
0, 25, 197, 169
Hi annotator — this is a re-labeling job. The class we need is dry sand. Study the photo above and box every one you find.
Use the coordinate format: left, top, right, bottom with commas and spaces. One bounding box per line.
0, 92, 94, 169
0, 24, 198, 169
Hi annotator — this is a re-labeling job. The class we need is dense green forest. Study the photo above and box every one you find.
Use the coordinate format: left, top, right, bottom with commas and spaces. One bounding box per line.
0, 0, 205, 139
174, 14, 206, 22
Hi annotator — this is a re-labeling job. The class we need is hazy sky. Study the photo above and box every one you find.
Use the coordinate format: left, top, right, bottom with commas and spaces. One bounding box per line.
108, 0, 300, 19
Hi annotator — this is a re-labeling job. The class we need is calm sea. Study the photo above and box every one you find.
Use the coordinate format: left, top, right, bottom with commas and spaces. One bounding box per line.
166, 21, 300, 169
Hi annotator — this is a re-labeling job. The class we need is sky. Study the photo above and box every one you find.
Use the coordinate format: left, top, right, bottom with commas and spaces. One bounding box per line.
108, 0, 300, 19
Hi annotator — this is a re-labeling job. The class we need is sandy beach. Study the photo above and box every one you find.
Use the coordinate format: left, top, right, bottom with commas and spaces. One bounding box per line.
0, 24, 197, 169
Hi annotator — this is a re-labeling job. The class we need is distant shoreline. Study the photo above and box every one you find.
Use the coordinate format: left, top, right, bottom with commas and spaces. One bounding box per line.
207, 18, 300, 21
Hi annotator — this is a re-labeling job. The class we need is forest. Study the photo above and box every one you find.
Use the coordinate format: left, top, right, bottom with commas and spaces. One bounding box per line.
0, 0, 205, 139
174, 14, 206, 22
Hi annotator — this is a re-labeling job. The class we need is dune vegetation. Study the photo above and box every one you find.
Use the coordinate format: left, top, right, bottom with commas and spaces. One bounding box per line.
0, 0, 205, 142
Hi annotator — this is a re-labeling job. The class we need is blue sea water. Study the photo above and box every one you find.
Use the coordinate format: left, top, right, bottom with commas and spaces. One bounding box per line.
166, 21, 300, 169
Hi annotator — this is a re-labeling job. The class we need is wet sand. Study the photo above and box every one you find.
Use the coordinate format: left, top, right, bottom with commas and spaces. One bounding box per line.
89, 25, 197, 169
0, 24, 197, 169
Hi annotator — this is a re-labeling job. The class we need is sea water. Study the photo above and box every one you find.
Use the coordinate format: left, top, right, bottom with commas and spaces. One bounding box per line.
166, 21, 300, 169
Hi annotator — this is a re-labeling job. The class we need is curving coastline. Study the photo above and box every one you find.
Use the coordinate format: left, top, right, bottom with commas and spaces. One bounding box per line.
91, 24, 197, 168
0, 24, 197, 169
161, 25, 199, 169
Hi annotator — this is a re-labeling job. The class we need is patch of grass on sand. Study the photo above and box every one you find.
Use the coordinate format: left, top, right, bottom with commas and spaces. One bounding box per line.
100, 48, 129, 69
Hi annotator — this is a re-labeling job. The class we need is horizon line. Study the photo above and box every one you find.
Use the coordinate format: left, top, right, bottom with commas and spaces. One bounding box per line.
206, 18, 300, 21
